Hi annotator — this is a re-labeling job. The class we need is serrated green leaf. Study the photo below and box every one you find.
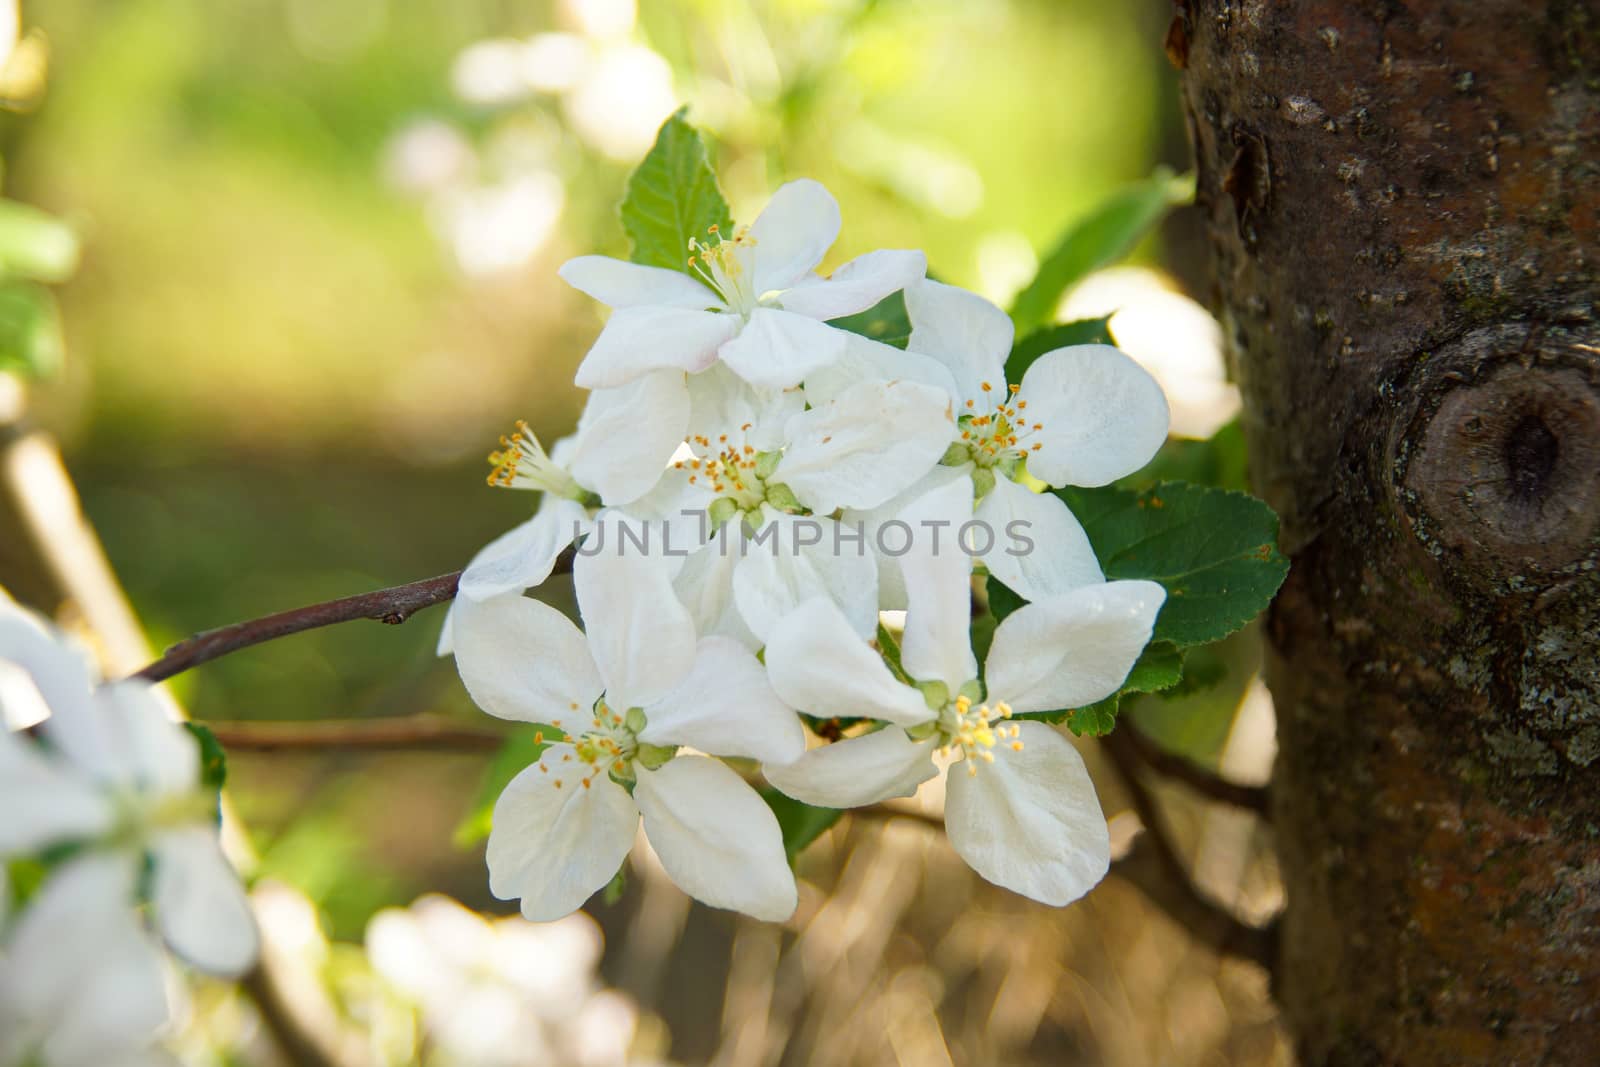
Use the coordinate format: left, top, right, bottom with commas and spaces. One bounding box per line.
1009, 168, 1194, 334
1122, 640, 1184, 694
620, 108, 733, 274
0, 284, 64, 379
183, 722, 228, 792
761, 788, 843, 862
827, 290, 911, 349
0, 200, 79, 283
1063, 695, 1120, 736
454, 724, 562, 847
1005, 316, 1114, 383
1055, 481, 1288, 647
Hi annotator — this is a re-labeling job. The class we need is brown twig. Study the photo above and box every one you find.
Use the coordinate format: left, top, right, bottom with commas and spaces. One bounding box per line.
1101, 728, 1277, 970
132, 571, 464, 683
204, 714, 507, 752
1119, 719, 1271, 815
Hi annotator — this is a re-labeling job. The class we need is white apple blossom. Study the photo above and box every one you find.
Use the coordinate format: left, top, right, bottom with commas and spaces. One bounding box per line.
761, 476, 1165, 905
367, 895, 643, 1067
0, 600, 259, 978
560, 179, 926, 393
650, 365, 954, 644
457, 365, 696, 604
886, 277, 1171, 601
0, 855, 176, 1067
451, 514, 801, 922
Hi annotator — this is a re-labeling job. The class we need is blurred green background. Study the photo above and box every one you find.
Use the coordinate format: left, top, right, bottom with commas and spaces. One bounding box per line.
6, 2, 1284, 1064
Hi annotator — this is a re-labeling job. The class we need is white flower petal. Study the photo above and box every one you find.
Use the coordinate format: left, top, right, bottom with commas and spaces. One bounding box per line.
91, 682, 199, 796
558, 254, 716, 309
1016, 344, 1170, 487
452, 594, 604, 724
151, 827, 260, 977
984, 580, 1166, 714
684, 361, 803, 452
839, 464, 973, 611
459, 498, 589, 602
944, 721, 1110, 905
975, 476, 1103, 601
0, 728, 112, 853
776, 248, 926, 321
43, 918, 170, 1066
764, 597, 931, 727
895, 473, 979, 690
763, 728, 938, 808
634, 755, 797, 922
716, 307, 850, 390
904, 278, 1012, 404
775, 380, 955, 514
732, 514, 878, 643
435, 605, 456, 657
573, 515, 697, 709
574, 306, 741, 389
800, 330, 961, 409
3, 854, 169, 1065
0, 600, 98, 726
487, 750, 639, 922
569, 370, 691, 505
640, 636, 805, 764
0, 852, 138, 1014
747, 178, 841, 295
672, 530, 761, 649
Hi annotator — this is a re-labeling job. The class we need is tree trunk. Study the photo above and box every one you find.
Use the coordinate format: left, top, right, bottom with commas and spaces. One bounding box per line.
1173, 1, 1600, 1062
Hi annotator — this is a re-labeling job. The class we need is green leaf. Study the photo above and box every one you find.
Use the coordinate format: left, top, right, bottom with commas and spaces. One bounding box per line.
0, 200, 79, 283
876, 618, 911, 684
761, 788, 843, 862
1005, 315, 1114, 383
1008, 168, 1194, 334
1124, 419, 1249, 493
827, 290, 911, 349
0, 284, 65, 379
1121, 640, 1185, 694
1055, 481, 1289, 647
602, 865, 627, 905
454, 724, 561, 846
184, 722, 228, 791
620, 108, 733, 274
1063, 695, 1120, 737
984, 574, 1026, 626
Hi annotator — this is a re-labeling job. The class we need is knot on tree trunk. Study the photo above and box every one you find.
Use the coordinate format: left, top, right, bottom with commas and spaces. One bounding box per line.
1398, 325, 1600, 584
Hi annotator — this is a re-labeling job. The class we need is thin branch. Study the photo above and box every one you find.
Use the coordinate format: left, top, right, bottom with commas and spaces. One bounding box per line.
203, 714, 508, 753
132, 571, 464, 683
131, 548, 578, 684
1101, 728, 1277, 970
1119, 719, 1271, 816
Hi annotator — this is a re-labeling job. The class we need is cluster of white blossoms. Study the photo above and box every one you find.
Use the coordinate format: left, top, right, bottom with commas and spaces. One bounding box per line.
448, 179, 1174, 923
0, 597, 257, 1067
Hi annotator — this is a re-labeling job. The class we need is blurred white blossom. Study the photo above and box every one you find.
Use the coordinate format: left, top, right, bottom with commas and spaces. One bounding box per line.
367, 895, 649, 1067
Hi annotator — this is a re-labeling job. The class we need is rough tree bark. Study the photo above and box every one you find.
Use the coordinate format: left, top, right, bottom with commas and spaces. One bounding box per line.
1173, 1, 1599, 1063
